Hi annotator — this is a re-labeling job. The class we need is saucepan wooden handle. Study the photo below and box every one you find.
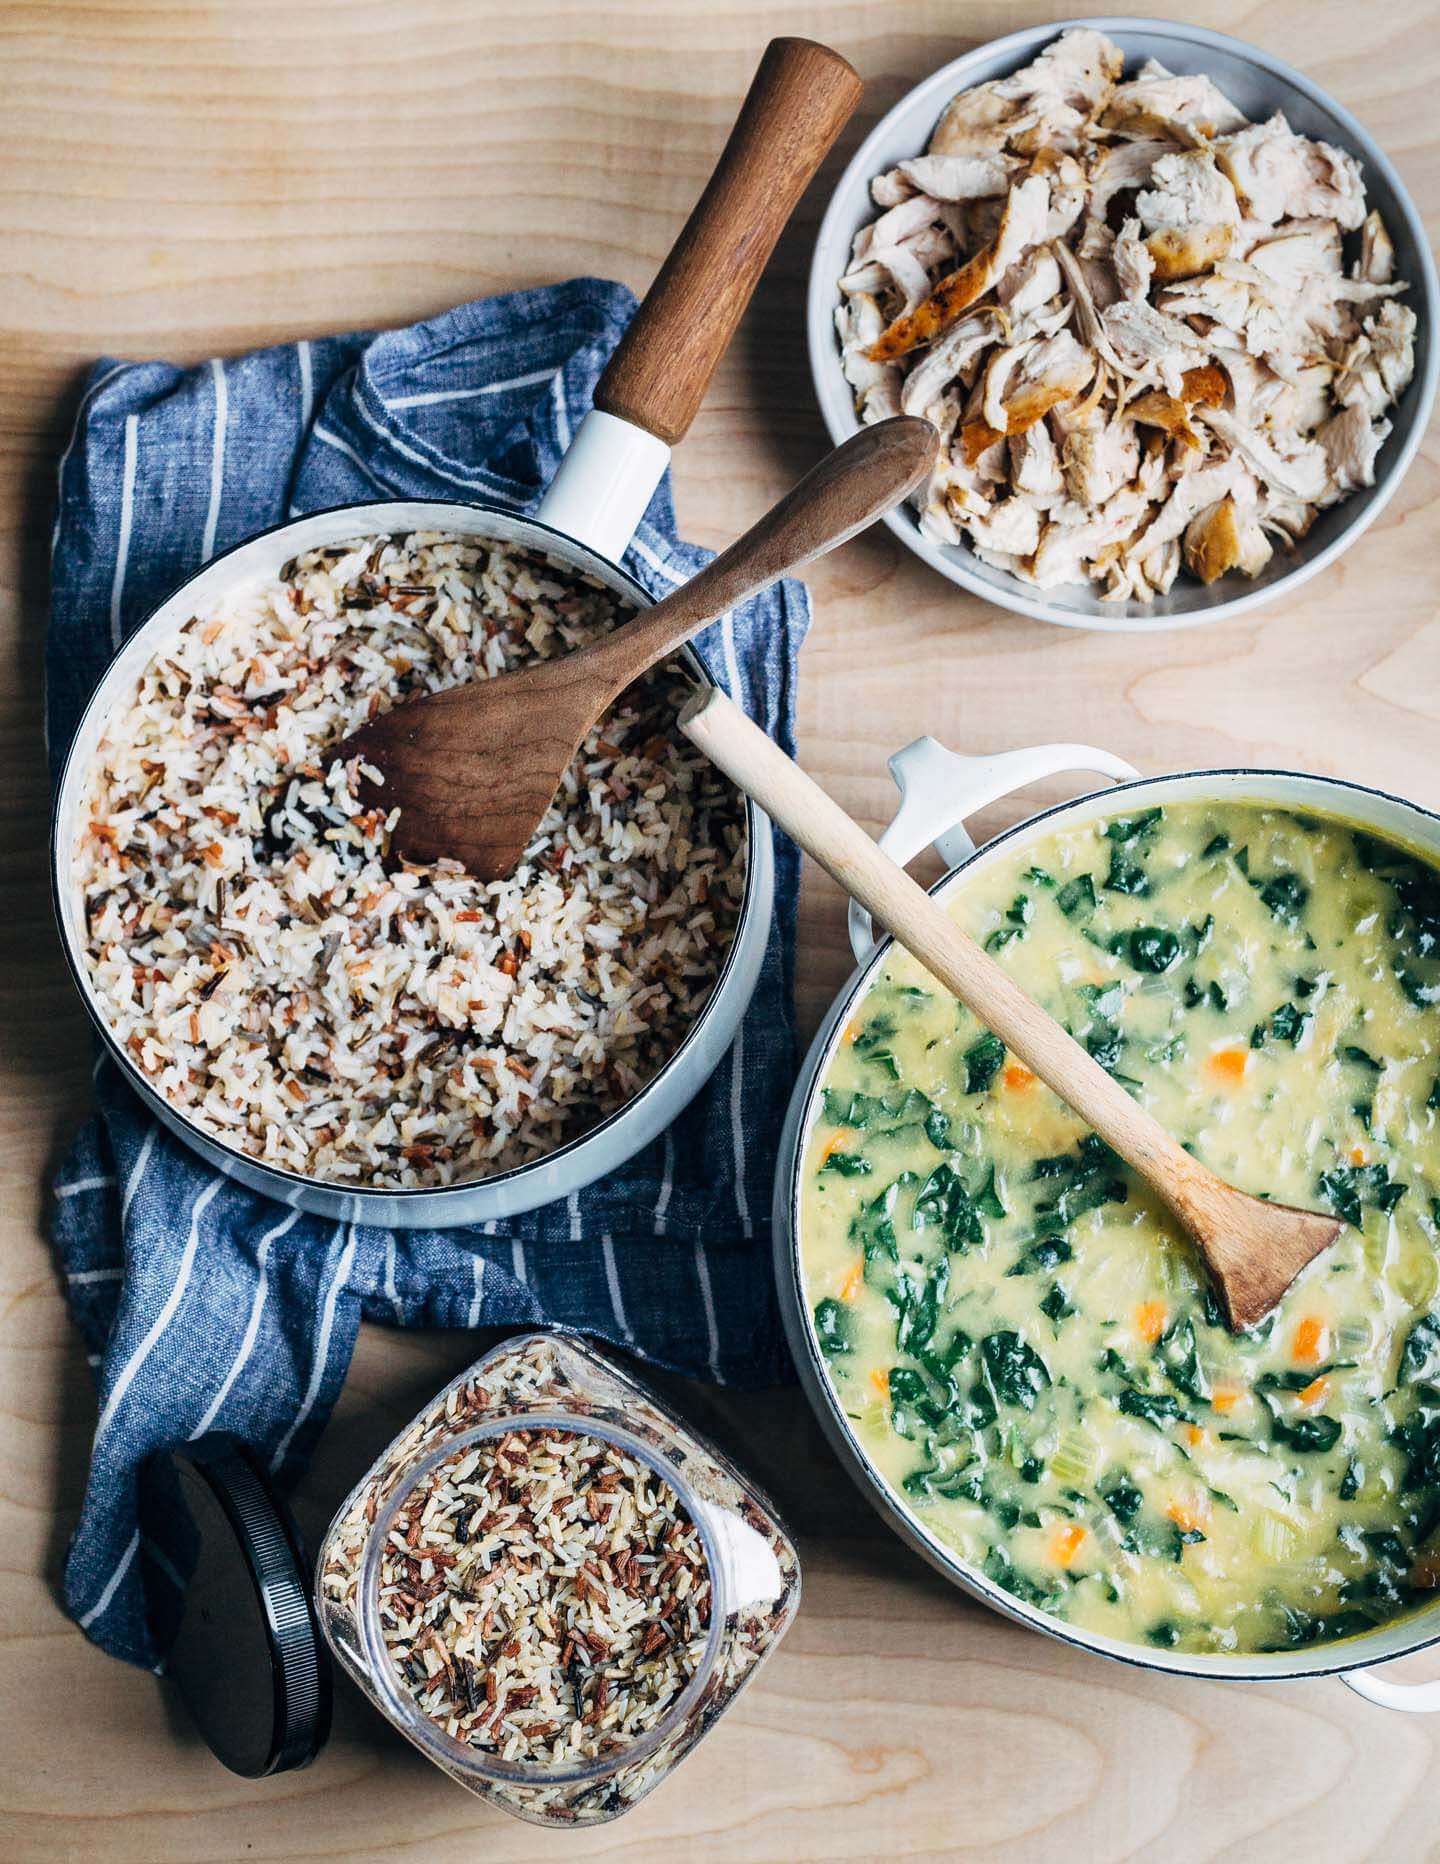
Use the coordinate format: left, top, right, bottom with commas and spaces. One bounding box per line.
594, 38, 862, 446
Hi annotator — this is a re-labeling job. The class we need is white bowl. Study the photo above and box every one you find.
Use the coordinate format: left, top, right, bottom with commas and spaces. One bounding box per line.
807, 16, 1439, 631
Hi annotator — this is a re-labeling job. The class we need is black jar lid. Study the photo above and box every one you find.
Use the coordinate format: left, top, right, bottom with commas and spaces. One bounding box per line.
164, 1436, 332, 1777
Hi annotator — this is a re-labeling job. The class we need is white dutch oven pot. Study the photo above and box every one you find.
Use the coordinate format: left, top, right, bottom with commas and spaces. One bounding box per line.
50, 40, 863, 1231
774, 737, 1440, 1709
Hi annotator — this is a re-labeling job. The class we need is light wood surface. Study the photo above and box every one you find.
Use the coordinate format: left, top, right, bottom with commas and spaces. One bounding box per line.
2, 2, 1438, 1859
594, 36, 861, 444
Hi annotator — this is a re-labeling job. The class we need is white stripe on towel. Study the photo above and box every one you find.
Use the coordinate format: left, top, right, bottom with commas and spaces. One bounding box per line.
270, 1222, 358, 1472
383, 1234, 402, 1322
78, 1528, 140, 1630
312, 424, 393, 494
551, 366, 571, 453
383, 367, 556, 410
693, 1242, 722, 1382
728, 1025, 752, 1239
601, 1234, 633, 1343
467, 1254, 486, 1329
190, 1208, 301, 1439
297, 338, 314, 431
94, 1176, 222, 1442
349, 390, 514, 499
52, 360, 131, 554
627, 533, 684, 589
120, 1125, 157, 1225
654, 1131, 675, 1236
200, 357, 228, 561
108, 414, 139, 649
56, 1173, 117, 1199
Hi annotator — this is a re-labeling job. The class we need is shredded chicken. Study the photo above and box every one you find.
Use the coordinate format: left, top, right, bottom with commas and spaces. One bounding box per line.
836, 27, 1417, 601
1335, 300, 1417, 418
1319, 404, 1391, 492
1358, 209, 1395, 285
1216, 114, 1367, 229
1183, 493, 1274, 582
1101, 59, 1249, 143
929, 28, 1124, 158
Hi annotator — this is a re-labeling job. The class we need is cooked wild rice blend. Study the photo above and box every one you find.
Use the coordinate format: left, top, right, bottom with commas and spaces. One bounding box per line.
75, 534, 746, 1187
379, 1428, 711, 1766
318, 1334, 799, 1824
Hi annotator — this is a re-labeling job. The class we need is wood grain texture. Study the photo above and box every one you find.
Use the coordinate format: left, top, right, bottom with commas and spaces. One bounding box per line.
595, 36, 862, 442
1, 1, 1438, 1859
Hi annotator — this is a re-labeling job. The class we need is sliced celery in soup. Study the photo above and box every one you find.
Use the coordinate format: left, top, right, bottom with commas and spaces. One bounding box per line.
801, 802, 1440, 1657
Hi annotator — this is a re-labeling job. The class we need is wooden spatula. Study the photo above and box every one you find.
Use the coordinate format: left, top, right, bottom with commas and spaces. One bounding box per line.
333, 416, 941, 873
679, 687, 1346, 1331
337, 408, 1341, 1327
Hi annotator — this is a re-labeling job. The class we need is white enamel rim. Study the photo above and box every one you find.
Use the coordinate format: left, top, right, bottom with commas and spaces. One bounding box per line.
806, 15, 1440, 631
50, 453, 775, 1230
774, 754, 1440, 1702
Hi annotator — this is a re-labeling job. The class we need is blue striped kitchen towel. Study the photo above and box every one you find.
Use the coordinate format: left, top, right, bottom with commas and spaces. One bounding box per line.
47, 279, 806, 1669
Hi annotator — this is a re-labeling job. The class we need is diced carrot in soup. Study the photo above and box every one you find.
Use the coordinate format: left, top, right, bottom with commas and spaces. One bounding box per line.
1293, 1317, 1326, 1365
1135, 1301, 1166, 1345
1051, 1524, 1086, 1566
1168, 1500, 1207, 1537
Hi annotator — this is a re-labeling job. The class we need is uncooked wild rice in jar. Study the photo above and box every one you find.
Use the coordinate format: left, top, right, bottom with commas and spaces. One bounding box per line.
316, 1333, 799, 1826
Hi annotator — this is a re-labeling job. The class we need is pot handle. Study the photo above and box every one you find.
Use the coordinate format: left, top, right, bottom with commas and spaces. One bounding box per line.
1340, 1667, 1440, 1712
847, 739, 1140, 965
537, 40, 861, 561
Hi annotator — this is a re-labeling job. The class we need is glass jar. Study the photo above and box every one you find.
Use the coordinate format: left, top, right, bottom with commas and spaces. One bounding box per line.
315, 1331, 799, 1826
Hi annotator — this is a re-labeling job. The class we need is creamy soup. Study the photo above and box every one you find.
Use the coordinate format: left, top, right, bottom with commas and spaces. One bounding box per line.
800, 801, 1440, 1656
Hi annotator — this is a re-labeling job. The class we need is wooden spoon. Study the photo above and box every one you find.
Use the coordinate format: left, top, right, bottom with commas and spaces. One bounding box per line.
678, 687, 1345, 1331
333, 415, 942, 874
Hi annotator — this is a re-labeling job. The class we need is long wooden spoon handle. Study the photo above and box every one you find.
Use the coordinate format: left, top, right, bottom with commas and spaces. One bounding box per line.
680, 685, 1210, 1201
590, 417, 938, 697
594, 38, 862, 446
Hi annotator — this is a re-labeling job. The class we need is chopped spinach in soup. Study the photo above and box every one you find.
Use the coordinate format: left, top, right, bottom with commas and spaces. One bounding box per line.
801, 803, 1440, 1656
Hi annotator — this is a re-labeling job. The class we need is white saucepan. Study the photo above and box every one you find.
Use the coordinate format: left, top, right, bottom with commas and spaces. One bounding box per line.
50, 39, 862, 1230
